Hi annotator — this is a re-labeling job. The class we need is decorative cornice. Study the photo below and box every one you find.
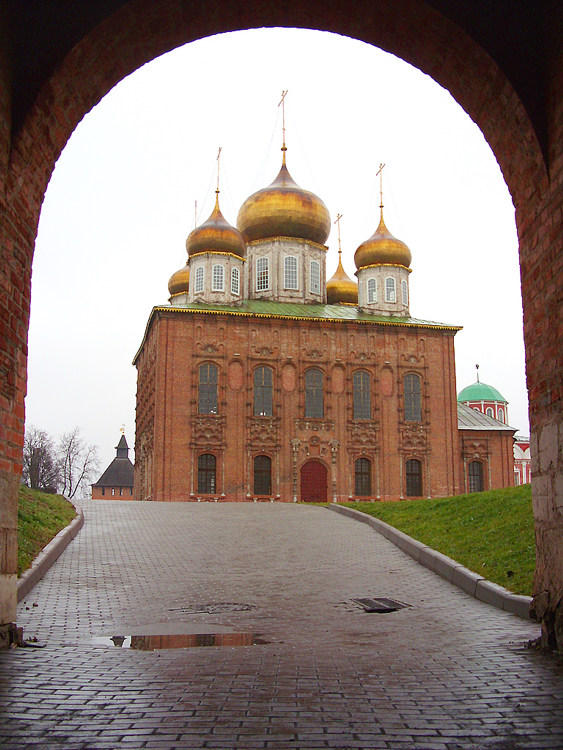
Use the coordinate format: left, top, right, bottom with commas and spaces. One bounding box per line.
248, 236, 328, 252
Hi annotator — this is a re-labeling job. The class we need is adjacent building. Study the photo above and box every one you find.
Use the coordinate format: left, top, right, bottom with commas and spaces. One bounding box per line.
91, 434, 135, 499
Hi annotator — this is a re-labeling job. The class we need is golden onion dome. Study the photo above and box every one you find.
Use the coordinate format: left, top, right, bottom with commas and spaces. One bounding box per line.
237, 156, 331, 245
186, 194, 246, 259
326, 252, 358, 304
354, 209, 412, 270
168, 264, 190, 296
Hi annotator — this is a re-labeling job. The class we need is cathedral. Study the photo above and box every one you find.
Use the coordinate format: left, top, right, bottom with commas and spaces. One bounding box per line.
133, 141, 516, 502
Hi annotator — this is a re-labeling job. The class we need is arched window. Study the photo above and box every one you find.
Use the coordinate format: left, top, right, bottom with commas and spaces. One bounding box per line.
406, 459, 422, 497
254, 366, 273, 416
404, 373, 422, 421
198, 363, 218, 414
367, 278, 377, 303
212, 264, 224, 292
498, 407, 505, 423
198, 454, 216, 494
401, 279, 408, 305
468, 461, 484, 493
305, 368, 324, 418
256, 257, 269, 292
486, 407, 494, 417
355, 457, 371, 496
385, 277, 396, 302
353, 370, 371, 419
231, 267, 240, 296
284, 256, 298, 290
254, 455, 272, 495
310, 260, 321, 294
194, 266, 204, 293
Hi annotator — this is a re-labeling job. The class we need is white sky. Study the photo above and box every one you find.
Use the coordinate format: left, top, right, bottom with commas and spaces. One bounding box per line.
27, 28, 529, 475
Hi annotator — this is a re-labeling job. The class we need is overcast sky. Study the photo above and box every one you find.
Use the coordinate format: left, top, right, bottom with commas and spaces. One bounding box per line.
27, 28, 528, 476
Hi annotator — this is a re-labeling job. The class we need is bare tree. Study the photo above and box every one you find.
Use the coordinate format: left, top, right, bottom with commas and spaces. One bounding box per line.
58, 427, 100, 500
22, 426, 60, 493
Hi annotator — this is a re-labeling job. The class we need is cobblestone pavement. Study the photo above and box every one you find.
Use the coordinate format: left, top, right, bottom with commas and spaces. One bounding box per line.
2, 501, 562, 749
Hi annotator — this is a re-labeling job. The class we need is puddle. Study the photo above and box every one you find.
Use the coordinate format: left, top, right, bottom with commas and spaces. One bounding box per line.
92, 633, 267, 650
168, 602, 256, 615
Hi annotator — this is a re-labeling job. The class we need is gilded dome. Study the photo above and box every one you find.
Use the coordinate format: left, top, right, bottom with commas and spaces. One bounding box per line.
326, 253, 358, 304
237, 157, 331, 245
186, 194, 246, 259
168, 264, 190, 296
354, 210, 411, 270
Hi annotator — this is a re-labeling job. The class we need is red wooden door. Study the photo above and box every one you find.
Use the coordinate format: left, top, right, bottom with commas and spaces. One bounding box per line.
300, 460, 328, 502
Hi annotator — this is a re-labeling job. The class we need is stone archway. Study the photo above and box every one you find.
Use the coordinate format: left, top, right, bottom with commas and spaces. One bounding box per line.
1, 0, 560, 648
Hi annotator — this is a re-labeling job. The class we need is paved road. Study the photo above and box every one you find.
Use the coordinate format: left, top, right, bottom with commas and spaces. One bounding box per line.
2, 501, 561, 749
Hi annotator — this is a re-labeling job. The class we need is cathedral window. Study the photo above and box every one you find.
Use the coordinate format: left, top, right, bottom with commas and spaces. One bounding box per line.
310, 260, 320, 295
468, 460, 484, 493
385, 277, 396, 303
254, 455, 272, 495
231, 267, 240, 296
353, 370, 371, 419
403, 373, 422, 421
401, 279, 408, 305
194, 266, 204, 294
406, 459, 422, 496
305, 368, 324, 418
355, 457, 371, 496
198, 363, 218, 414
198, 453, 216, 494
284, 256, 298, 290
256, 257, 269, 292
367, 278, 377, 303
254, 366, 273, 416
212, 264, 224, 292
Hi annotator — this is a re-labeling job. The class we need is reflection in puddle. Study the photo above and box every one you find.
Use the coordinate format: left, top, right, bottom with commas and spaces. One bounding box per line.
93, 633, 267, 650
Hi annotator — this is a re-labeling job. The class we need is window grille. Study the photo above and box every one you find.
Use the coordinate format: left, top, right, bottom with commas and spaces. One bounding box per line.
355, 457, 371, 496
194, 266, 204, 293
256, 257, 269, 292
212, 264, 224, 292
284, 256, 298, 289
401, 279, 408, 305
367, 278, 377, 303
254, 455, 272, 495
199, 363, 218, 414
198, 454, 216, 493
310, 260, 320, 294
231, 267, 240, 296
353, 370, 371, 419
254, 366, 273, 416
305, 369, 324, 418
385, 277, 396, 302
468, 461, 484, 493
406, 459, 422, 496
403, 373, 422, 421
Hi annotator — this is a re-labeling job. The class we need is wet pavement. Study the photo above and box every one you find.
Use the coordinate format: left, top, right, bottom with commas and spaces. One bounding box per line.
2, 500, 562, 749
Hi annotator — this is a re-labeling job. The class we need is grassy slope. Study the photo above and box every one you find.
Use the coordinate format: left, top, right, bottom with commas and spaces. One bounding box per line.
340, 485, 534, 596
17, 486, 76, 576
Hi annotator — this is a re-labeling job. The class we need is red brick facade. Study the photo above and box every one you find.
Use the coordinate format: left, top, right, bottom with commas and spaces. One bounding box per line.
1, 2, 560, 647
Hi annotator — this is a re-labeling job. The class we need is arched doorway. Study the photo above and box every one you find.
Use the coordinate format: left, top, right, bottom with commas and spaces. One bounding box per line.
300, 460, 328, 502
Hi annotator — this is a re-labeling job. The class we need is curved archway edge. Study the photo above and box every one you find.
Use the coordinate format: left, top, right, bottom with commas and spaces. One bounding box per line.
0, 0, 561, 648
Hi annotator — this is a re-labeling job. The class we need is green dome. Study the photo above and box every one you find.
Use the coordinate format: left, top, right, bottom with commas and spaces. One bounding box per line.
458, 381, 507, 403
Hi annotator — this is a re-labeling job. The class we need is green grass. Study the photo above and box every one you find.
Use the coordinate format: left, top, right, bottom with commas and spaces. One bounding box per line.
340, 485, 534, 596
17, 486, 76, 577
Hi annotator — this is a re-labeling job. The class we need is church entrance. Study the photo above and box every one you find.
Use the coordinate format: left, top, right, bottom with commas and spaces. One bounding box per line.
300, 460, 328, 502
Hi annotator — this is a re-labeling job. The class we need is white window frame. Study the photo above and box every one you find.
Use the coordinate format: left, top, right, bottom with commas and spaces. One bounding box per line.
212, 264, 224, 292
310, 260, 321, 295
194, 266, 204, 294
385, 276, 396, 303
401, 279, 408, 305
367, 278, 377, 303
256, 257, 269, 292
231, 267, 240, 296
284, 256, 298, 290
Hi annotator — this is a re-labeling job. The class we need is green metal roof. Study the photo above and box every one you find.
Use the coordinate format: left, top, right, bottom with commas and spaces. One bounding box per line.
457, 381, 507, 403
160, 299, 461, 330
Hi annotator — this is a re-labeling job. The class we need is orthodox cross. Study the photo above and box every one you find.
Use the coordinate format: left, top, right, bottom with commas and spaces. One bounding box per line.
376, 162, 386, 208
334, 212, 343, 256
120, 424, 125, 435
194, 199, 198, 229
279, 89, 288, 157
216, 146, 222, 194
476, 364, 480, 383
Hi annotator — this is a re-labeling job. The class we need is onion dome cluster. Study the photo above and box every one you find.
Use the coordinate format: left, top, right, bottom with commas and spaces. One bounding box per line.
354, 210, 411, 270
186, 195, 246, 259
237, 159, 331, 245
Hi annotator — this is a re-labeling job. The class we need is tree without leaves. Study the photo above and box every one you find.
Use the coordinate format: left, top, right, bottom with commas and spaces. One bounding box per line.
58, 427, 100, 500
22, 426, 60, 493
